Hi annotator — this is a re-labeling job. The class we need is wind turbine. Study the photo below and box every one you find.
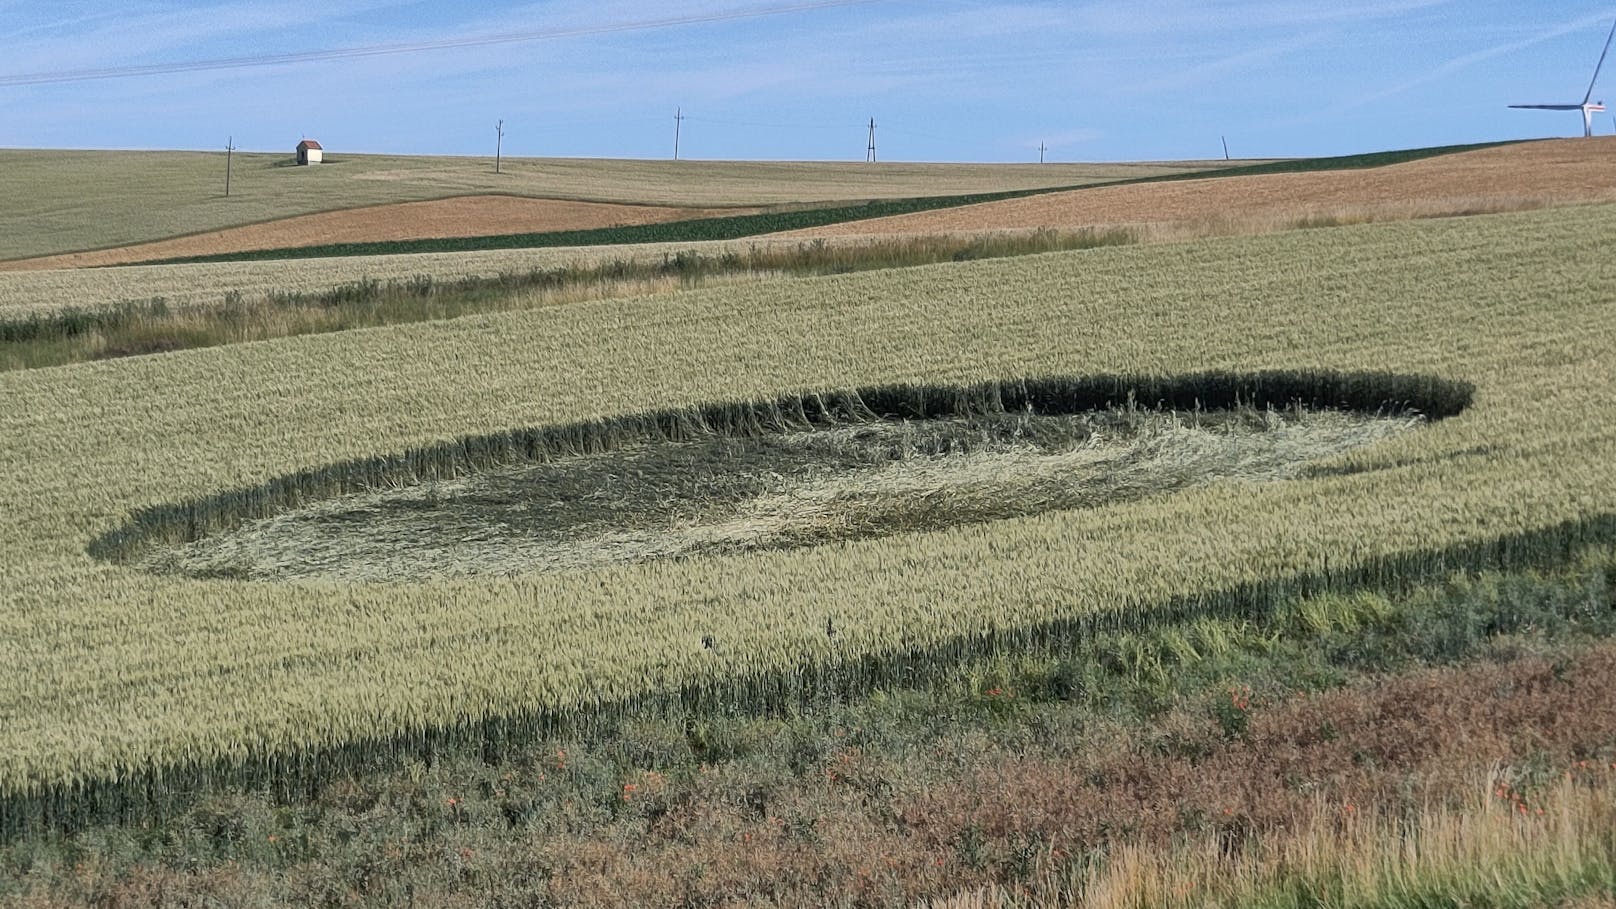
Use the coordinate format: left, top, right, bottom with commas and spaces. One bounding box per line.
1510, 18, 1616, 138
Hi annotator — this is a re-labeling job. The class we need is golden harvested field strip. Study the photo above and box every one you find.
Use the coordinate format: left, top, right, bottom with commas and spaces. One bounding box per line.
2, 203, 1614, 807
0, 149, 1217, 261
778, 138, 1616, 238
0, 196, 766, 272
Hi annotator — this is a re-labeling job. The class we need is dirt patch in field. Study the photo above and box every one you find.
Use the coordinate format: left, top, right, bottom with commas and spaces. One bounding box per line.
777, 138, 1616, 239
0, 196, 763, 272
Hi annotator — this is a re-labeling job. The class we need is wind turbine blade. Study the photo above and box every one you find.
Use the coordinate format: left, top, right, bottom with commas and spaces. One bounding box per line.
1583, 18, 1616, 105
1509, 103, 1581, 110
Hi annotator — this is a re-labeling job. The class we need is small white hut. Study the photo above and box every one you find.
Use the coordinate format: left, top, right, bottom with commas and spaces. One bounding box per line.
296, 139, 323, 165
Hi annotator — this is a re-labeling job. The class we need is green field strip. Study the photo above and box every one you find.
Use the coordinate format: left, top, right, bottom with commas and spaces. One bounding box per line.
130, 188, 1070, 264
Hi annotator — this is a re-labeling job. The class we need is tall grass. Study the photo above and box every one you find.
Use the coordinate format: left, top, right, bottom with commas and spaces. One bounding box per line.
933, 772, 1616, 909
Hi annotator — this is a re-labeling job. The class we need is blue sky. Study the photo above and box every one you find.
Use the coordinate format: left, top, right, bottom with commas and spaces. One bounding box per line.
1, 0, 1612, 161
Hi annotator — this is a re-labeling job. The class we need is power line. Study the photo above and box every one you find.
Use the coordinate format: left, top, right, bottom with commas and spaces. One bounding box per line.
683, 115, 858, 130
879, 124, 955, 144
0, 0, 884, 87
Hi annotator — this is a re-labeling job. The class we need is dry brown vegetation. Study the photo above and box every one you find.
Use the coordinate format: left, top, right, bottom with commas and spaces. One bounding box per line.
927, 775, 1616, 909
779, 138, 1616, 239
12, 640, 1613, 909
0, 196, 764, 272
525, 645, 1616, 907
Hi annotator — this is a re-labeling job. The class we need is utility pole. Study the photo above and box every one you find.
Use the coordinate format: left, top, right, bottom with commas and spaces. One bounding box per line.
1222, 135, 1230, 161
866, 117, 876, 162
495, 119, 504, 174
674, 107, 684, 160
224, 136, 235, 197
1039, 141, 1046, 164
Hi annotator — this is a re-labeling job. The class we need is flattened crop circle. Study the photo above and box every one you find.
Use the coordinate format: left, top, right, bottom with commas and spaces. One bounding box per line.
93, 371, 1472, 583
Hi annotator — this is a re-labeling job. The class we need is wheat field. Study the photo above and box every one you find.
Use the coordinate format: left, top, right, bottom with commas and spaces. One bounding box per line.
1, 202, 1613, 828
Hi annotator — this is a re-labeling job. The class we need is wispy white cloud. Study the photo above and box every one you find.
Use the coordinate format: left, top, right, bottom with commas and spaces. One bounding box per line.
0, 9, 122, 43
2, 0, 424, 75
1, 0, 1600, 160
1332, 10, 1615, 111
1064, 0, 1453, 37
1125, 31, 1326, 94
